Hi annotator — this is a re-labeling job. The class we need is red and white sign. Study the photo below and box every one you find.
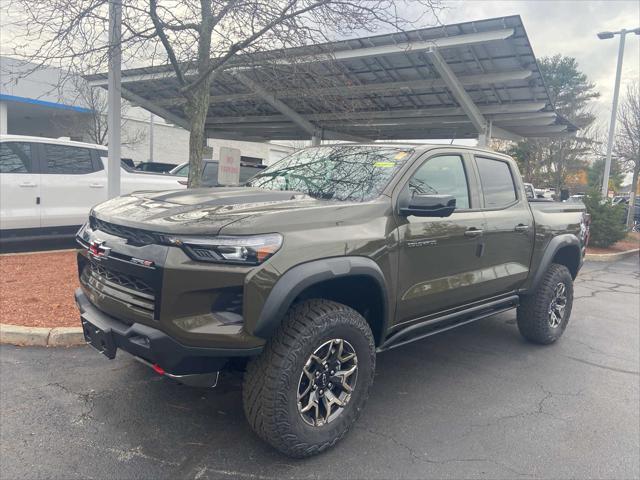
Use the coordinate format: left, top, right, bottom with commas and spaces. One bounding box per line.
218, 147, 241, 185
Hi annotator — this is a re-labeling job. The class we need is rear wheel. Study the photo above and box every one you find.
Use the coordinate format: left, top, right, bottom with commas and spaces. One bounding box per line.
243, 299, 375, 458
517, 263, 574, 344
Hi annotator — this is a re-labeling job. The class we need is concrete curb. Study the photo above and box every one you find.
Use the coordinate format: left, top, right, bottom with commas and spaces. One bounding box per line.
0, 324, 84, 347
585, 248, 639, 262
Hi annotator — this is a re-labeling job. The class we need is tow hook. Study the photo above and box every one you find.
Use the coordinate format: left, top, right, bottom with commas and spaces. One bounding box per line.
133, 356, 219, 388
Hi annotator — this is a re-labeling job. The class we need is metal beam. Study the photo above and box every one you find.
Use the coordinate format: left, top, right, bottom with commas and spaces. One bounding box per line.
232, 71, 319, 136
206, 131, 268, 142
521, 131, 576, 138
489, 111, 556, 122
209, 126, 369, 142
205, 127, 483, 141
204, 103, 548, 126
493, 118, 556, 128
120, 86, 189, 130
155, 69, 533, 107
323, 131, 371, 143
426, 48, 487, 135
326, 117, 554, 129
491, 126, 523, 142
232, 71, 369, 143
508, 125, 568, 135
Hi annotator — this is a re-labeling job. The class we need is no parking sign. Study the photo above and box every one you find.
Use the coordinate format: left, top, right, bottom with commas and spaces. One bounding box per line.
218, 147, 241, 185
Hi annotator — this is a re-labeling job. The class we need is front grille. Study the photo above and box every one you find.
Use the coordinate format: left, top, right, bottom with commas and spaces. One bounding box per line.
90, 263, 154, 296
90, 217, 161, 246
81, 262, 156, 318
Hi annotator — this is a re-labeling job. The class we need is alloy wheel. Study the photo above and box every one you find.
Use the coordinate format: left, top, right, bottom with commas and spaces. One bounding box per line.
548, 282, 567, 328
297, 339, 358, 427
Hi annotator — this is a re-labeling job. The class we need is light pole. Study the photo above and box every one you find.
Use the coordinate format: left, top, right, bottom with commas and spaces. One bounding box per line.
107, 0, 122, 199
597, 27, 640, 197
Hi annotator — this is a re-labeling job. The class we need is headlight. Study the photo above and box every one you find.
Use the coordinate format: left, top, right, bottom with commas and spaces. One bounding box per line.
162, 233, 283, 265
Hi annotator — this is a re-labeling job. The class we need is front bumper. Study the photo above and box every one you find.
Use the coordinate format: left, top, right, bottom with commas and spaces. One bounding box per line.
75, 288, 263, 375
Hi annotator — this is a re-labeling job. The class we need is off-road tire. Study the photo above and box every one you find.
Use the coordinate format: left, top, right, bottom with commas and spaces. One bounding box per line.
243, 299, 376, 458
517, 263, 574, 344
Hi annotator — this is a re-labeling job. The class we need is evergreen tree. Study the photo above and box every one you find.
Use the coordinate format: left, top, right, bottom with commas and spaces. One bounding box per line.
500, 55, 599, 191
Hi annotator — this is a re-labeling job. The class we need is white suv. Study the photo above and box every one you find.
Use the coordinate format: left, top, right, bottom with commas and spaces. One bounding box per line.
0, 135, 185, 239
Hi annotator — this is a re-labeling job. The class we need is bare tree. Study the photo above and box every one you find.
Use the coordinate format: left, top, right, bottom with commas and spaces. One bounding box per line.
53, 77, 146, 147
3, 0, 443, 186
615, 82, 640, 227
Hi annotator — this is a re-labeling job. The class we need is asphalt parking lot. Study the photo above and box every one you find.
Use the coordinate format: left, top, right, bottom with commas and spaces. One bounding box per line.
1, 257, 638, 480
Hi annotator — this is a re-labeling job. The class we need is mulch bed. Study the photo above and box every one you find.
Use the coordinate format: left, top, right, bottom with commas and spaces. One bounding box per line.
586, 232, 640, 255
0, 250, 80, 328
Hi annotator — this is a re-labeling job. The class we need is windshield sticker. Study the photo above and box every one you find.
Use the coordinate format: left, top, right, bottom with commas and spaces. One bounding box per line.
394, 151, 409, 160
374, 161, 396, 168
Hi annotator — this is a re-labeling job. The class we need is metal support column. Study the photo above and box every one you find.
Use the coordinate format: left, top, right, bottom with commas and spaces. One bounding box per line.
0, 101, 7, 134
477, 120, 493, 148
311, 130, 322, 146
426, 48, 487, 135
149, 113, 154, 162
107, 0, 122, 198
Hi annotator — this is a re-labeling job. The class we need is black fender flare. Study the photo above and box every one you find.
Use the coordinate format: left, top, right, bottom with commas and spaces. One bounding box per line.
252, 256, 390, 340
528, 234, 581, 293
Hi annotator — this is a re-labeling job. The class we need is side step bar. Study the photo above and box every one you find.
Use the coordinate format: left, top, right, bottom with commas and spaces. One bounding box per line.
378, 295, 519, 353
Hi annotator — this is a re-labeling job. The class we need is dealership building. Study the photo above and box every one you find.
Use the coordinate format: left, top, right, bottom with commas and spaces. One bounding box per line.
0, 56, 294, 165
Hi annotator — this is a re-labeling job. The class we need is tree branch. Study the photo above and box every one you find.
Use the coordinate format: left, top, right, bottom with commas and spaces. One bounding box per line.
148, 0, 188, 87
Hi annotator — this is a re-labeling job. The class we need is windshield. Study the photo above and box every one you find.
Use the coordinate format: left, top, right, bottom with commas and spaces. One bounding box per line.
247, 145, 413, 201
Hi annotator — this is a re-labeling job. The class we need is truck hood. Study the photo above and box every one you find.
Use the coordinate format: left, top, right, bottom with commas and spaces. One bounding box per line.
91, 187, 370, 235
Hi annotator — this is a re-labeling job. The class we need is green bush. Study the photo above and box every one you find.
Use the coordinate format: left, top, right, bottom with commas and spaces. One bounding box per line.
583, 190, 627, 248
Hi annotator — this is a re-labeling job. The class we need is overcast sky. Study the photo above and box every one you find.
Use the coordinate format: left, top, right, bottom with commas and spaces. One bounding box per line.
439, 0, 640, 128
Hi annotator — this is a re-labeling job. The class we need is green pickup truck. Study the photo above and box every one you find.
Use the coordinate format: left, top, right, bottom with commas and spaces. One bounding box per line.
75, 144, 589, 457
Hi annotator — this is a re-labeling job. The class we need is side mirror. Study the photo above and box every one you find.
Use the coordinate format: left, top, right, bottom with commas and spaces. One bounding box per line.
400, 194, 456, 217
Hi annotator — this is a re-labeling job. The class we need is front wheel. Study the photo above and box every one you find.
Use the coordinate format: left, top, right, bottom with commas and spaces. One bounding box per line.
517, 263, 574, 345
243, 299, 375, 458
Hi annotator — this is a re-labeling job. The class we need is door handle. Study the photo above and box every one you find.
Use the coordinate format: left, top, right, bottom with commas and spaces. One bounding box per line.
89, 183, 105, 188
19, 182, 37, 188
515, 224, 530, 232
464, 227, 484, 237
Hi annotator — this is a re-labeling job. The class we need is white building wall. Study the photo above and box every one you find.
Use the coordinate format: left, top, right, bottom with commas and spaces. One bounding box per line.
118, 118, 296, 166
119, 118, 189, 164
1, 56, 297, 165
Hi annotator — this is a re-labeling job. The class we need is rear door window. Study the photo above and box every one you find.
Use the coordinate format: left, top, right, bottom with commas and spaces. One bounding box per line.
43, 144, 95, 174
0, 142, 35, 173
201, 162, 219, 185
475, 157, 517, 208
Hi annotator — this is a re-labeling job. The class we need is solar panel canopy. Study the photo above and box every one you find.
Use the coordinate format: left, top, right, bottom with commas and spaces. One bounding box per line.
86, 15, 575, 143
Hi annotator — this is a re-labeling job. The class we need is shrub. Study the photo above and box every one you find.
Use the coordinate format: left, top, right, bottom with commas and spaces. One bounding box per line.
583, 190, 627, 248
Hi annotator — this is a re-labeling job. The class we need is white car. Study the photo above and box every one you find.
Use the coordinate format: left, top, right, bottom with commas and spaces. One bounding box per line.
0, 135, 185, 240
